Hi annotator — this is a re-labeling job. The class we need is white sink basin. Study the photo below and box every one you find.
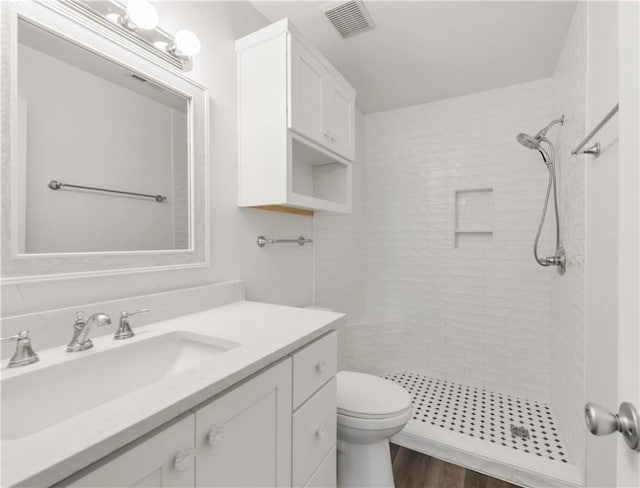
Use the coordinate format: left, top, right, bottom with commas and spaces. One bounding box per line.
1, 331, 239, 440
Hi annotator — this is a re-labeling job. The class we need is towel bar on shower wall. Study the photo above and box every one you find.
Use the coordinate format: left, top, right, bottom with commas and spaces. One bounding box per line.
572, 103, 619, 157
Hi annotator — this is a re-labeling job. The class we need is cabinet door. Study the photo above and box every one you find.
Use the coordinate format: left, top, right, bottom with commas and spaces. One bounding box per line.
326, 80, 355, 162
196, 359, 292, 488
67, 415, 195, 487
290, 39, 328, 146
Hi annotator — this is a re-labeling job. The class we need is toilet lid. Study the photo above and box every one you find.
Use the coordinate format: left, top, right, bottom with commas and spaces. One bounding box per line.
337, 371, 412, 419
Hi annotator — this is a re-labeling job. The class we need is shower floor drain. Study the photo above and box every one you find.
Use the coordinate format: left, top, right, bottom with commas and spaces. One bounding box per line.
386, 372, 569, 464
511, 424, 530, 440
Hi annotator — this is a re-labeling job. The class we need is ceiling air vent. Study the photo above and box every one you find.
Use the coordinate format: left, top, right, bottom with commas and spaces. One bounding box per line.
323, 1, 375, 39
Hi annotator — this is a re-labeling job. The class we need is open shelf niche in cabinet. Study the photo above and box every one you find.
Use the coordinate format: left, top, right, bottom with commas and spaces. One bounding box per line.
289, 134, 352, 213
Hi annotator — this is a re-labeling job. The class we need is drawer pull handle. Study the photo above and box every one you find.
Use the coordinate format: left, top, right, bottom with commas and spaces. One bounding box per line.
174, 448, 196, 471
208, 425, 225, 446
315, 425, 326, 439
316, 361, 327, 373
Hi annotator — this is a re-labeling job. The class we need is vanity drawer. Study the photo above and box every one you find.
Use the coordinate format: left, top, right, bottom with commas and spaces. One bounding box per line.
304, 448, 336, 488
293, 331, 337, 408
292, 377, 337, 487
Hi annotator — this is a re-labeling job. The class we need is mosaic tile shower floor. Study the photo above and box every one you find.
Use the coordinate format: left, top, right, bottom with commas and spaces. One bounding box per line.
386, 372, 569, 464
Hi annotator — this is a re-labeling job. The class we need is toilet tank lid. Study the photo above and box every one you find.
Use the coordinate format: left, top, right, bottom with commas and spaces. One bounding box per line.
337, 371, 412, 418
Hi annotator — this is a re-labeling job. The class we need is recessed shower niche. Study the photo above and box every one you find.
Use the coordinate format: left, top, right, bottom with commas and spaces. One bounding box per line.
454, 188, 494, 248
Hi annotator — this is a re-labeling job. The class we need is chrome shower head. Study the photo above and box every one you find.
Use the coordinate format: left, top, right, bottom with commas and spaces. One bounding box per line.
516, 115, 565, 151
516, 133, 541, 150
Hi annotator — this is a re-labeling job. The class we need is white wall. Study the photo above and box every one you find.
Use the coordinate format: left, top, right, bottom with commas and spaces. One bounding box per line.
362, 79, 555, 401
584, 4, 619, 485
550, 2, 588, 472
550, 2, 620, 479
2, 1, 313, 317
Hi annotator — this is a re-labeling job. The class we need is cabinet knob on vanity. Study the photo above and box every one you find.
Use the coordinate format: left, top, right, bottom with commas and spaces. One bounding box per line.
207, 425, 225, 446
173, 448, 196, 471
315, 361, 327, 373
315, 424, 326, 439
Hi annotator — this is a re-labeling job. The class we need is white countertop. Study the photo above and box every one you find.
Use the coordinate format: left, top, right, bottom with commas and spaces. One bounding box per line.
1, 301, 343, 487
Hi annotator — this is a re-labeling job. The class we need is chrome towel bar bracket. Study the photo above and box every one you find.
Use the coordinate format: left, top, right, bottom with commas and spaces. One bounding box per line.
256, 235, 312, 247
572, 103, 618, 157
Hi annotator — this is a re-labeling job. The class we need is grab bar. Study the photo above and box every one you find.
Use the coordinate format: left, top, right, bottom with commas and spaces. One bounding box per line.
572, 103, 619, 157
256, 235, 312, 247
48, 180, 167, 202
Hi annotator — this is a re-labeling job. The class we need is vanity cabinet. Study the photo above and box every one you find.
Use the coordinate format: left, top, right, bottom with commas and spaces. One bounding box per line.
67, 415, 196, 487
60, 332, 337, 488
195, 359, 292, 487
236, 19, 355, 214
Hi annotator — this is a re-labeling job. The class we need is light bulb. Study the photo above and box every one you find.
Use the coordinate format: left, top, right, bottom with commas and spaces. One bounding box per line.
174, 29, 201, 57
125, 0, 158, 30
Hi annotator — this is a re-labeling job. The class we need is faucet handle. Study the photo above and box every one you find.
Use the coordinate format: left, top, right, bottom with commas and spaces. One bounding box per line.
114, 308, 150, 340
74, 311, 84, 325
1, 330, 39, 368
122, 308, 151, 319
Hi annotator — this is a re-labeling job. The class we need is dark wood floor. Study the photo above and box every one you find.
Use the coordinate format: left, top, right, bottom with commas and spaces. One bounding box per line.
390, 444, 521, 488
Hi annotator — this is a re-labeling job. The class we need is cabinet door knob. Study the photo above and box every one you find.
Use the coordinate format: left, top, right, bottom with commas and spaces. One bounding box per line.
315, 361, 327, 373
208, 425, 225, 446
174, 448, 196, 471
315, 424, 326, 439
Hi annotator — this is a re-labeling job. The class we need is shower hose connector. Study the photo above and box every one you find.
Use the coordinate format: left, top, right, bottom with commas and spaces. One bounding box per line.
544, 247, 566, 275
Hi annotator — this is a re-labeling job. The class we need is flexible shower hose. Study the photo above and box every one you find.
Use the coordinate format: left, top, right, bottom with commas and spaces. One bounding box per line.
534, 142, 561, 267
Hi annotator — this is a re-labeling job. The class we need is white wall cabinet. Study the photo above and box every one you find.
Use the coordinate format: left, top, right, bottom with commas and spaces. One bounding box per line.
324, 79, 355, 161
59, 332, 337, 488
290, 39, 326, 147
236, 19, 355, 214
290, 39, 355, 161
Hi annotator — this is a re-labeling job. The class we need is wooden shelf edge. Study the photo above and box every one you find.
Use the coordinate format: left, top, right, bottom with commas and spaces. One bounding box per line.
250, 205, 314, 217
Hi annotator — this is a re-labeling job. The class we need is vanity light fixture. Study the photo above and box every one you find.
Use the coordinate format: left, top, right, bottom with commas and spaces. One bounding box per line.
119, 0, 159, 31
62, 0, 201, 71
171, 29, 202, 57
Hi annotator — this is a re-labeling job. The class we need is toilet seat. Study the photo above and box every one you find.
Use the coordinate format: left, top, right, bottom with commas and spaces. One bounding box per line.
337, 371, 412, 420
338, 406, 413, 431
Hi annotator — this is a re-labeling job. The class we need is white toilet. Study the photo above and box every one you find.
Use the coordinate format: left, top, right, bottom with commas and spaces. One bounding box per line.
336, 371, 413, 488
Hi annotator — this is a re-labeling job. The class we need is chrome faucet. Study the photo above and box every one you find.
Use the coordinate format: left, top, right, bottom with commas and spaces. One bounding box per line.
66, 312, 111, 352
1, 330, 39, 368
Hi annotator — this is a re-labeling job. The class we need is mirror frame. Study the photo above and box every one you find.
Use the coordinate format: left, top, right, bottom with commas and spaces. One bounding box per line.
1, 1, 209, 284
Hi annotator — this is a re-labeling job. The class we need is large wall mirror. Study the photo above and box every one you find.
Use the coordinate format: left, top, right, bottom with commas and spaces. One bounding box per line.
1, 1, 209, 282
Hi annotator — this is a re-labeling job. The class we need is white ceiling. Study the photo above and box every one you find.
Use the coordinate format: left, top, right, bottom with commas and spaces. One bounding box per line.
251, 1, 577, 113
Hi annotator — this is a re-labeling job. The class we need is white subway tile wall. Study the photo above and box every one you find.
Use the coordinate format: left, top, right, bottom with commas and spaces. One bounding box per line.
550, 2, 588, 471
363, 79, 557, 403
313, 110, 366, 319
